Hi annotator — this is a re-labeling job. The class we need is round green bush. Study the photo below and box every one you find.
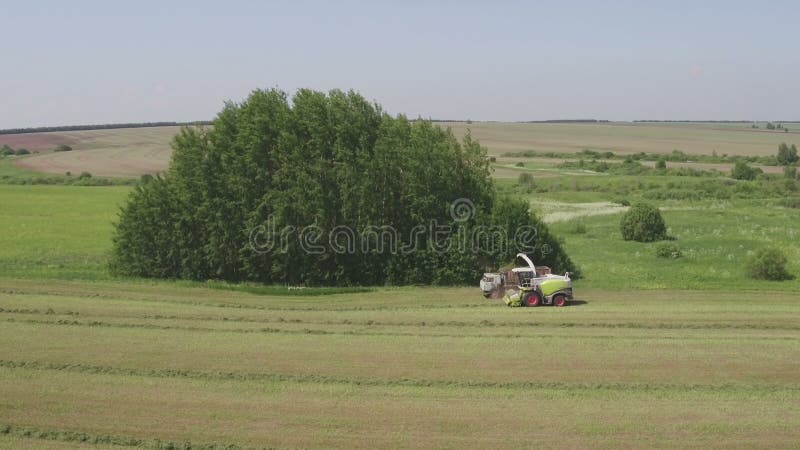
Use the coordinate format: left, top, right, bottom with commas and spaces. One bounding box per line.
745, 248, 793, 281
620, 203, 667, 242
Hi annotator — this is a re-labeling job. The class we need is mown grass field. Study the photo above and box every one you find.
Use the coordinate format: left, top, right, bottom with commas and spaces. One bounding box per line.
1, 121, 800, 448
1, 278, 799, 449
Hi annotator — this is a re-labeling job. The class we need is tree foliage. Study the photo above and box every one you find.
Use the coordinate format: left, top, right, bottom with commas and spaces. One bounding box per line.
777, 143, 798, 165
110, 89, 575, 285
620, 203, 667, 242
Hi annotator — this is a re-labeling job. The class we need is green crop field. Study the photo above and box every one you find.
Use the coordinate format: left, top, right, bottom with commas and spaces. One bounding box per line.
1, 123, 800, 448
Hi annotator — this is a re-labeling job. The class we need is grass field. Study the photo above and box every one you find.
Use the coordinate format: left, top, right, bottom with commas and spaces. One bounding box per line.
1, 122, 799, 448
0, 185, 130, 279
1, 278, 798, 449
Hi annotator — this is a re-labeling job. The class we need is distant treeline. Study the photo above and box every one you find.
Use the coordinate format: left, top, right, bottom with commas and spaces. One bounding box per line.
518, 119, 610, 124
429, 119, 609, 124
0, 121, 212, 135
634, 120, 800, 124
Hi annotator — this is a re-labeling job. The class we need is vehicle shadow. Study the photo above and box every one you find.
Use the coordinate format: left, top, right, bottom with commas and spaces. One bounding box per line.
567, 299, 588, 307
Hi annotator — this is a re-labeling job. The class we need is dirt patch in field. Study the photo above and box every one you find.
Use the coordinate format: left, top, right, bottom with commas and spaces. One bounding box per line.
0, 133, 78, 152
532, 200, 628, 223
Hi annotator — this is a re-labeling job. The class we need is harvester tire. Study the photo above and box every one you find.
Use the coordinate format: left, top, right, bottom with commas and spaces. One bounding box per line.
523, 292, 541, 307
553, 294, 567, 307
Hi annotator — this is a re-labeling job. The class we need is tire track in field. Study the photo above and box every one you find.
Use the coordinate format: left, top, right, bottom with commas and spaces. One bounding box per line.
0, 288, 491, 312
1, 359, 797, 395
4, 306, 800, 333
0, 423, 276, 450
4, 316, 800, 340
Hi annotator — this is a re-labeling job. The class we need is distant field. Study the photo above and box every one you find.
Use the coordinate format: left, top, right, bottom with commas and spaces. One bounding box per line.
442, 121, 798, 157
5, 126, 182, 177
3, 122, 798, 178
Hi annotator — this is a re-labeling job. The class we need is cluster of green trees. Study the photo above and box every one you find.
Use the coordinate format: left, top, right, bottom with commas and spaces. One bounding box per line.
764, 122, 788, 131
111, 89, 575, 285
753, 122, 789, 131
507, 148, 779, 166
777, 143, 798, 165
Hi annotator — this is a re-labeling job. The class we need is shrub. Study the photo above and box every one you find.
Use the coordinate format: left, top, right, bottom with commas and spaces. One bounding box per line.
655, 158, 667, 170
784, 166, 798, 179
731, 161, 762, 180
745, 248, 793, 281
488, 156, 497, 163
14, 148, 29, 155
78, 171, 92, 179
620, 203, 667, 242
0, 145, 14, 156
517, 172, 534, 186
612, 198, 630, 206
655, 242, 682, 259
514, 161, 525, 167
54, 144, 73, 152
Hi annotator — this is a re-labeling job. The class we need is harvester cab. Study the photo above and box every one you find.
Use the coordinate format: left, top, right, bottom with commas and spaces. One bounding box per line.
480, 253, 573, 307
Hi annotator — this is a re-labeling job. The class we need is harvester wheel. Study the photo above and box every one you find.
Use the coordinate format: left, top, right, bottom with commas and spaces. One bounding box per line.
523, 292, 541, 307
553, 294, 567, 307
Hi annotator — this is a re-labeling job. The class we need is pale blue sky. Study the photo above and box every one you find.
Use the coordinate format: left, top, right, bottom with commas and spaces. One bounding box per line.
2, 1, 798, 128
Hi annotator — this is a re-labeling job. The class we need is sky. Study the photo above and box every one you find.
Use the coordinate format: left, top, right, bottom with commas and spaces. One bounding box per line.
1, 0, 798, 128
